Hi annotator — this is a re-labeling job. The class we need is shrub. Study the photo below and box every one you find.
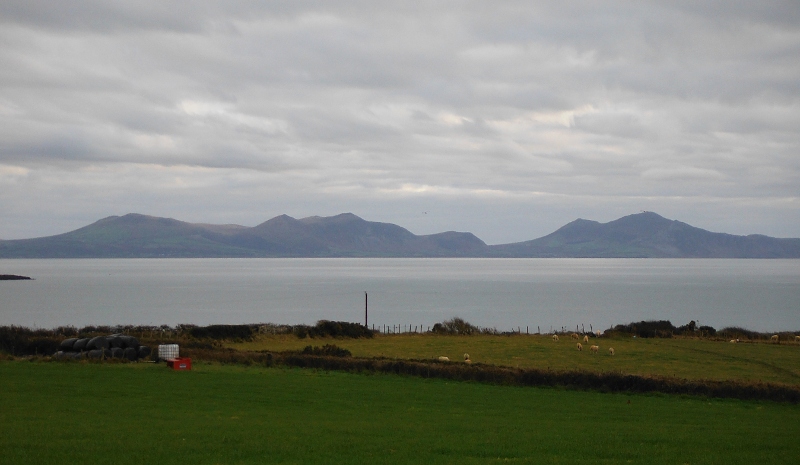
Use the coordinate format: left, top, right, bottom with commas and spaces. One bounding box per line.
431, 317, 480, 335
189, 325, 254, 340
610, 320, 677, 338
294, 321, 374, 339
698, 325, 716, 336
719, 326, 764, 341
301, 344, 352, 357
0, 326, 61, 356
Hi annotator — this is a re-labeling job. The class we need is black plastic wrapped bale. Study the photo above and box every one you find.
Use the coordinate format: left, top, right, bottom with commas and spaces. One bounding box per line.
59, 338, 78, 351
119, 336, 140, 349
110, 347, 124, 359
73, 338, 90, 352
122, 347, 138, 361
55, 351, 82, 360
87, 349, 104, 359
87, 336, 110, 350
106, 336, 124, 349
59, 338, 78, 352
137, 346, 151, 359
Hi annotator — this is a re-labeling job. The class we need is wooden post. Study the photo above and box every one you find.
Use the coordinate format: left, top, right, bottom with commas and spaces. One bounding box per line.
365, 292, 368, 327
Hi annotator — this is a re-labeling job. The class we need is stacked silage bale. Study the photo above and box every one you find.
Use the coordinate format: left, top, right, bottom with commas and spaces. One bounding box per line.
55, 334, 151, 361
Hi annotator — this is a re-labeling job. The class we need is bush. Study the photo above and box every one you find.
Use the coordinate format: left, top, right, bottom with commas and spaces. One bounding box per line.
431, 317, 480, 335
189, 325, 254, 340
719, 326, 764, 341
294, 321, 374, 339
607, 321, 717, 339
0, 326, 61, 356
698, 325, 717, 336
610, 320, 676, 338
301, 344, 352, 357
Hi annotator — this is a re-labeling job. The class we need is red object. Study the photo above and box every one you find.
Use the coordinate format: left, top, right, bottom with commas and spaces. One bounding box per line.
166, 357, 192, 370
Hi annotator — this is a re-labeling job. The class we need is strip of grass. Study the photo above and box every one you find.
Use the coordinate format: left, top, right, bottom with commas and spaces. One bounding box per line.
229, 333, 800, 386
2, 360, 799, 464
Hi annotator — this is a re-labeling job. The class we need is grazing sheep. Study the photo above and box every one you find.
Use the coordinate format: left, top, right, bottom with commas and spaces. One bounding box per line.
730, 339, 736, 343
552, 334, 559, 342
438, 356, 450, 362
577, 343, 583, 351
583, 335, 589, 343
590, 345, 599, 354
571, 333, 579, 340
771, 334, 779, 343
463, 353, 470, 361
608, 347, 615, 356
595, 330, 601, 337
795, 335, 800, 342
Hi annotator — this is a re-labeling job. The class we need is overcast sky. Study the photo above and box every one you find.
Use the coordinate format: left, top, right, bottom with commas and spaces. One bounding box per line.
1, 1, 798, 244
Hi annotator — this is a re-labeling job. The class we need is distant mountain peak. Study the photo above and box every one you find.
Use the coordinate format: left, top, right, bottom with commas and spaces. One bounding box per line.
299, 212, 363, 224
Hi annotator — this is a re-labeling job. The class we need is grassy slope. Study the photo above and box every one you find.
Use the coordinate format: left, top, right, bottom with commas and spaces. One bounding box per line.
1, 361, 799, 465
228, 334, 800, 386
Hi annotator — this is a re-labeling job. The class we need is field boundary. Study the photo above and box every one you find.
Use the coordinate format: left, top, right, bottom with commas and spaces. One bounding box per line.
182, 348, 800, 403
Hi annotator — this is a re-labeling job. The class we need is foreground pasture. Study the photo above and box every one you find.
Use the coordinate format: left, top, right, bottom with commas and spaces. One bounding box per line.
228, 333, 800, 386
1, 361, 798, 464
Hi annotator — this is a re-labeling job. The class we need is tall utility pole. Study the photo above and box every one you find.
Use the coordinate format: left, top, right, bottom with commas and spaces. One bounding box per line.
364, 292, 368, 327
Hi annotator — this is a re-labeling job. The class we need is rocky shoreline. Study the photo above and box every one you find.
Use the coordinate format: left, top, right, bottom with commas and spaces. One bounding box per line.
0, 274, 32, 280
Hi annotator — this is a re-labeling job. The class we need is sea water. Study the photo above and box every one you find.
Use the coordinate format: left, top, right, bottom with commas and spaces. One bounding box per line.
0, 258, 798, 332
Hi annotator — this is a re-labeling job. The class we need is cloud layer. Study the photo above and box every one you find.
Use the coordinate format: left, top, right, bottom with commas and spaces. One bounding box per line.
1, 1, 798, 243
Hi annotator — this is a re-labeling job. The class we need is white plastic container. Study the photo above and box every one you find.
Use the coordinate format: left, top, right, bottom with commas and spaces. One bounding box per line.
158, 344, 179, 360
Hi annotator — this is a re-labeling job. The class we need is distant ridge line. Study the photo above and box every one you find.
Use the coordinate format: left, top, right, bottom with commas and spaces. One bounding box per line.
1, 212, 798, 258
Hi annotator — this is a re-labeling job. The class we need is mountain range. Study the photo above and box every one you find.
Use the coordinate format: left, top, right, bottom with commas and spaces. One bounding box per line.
1, 211, 798, 258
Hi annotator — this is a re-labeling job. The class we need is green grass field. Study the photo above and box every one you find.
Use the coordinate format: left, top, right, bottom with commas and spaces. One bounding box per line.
2, 360, 799, 464
228, 333, 800, 386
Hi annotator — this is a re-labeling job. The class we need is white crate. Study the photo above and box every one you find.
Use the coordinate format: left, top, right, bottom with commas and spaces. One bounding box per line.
158, 344, 179, 360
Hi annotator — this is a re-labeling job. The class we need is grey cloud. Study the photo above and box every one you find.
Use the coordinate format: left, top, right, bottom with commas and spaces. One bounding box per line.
0, 0, 798, 241
0, 1, 257, 33
573, 113, 648, 139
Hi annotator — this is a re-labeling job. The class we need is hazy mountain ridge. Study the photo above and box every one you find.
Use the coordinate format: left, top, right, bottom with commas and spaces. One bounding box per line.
0, 212, 487, 258
488, 212, 800, 258
1, 212, 798, 258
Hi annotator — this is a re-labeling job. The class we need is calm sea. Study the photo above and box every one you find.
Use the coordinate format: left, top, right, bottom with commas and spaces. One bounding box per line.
0, 259, 798, 332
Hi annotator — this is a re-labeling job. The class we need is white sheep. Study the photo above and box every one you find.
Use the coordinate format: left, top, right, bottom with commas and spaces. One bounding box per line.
577, 343, 583, 351
595, 330, 601, 337
608, 347, 615, 356
771, 334, 779, 343
552, 334, 559, 342
795, 335, 800, 342
583, 335, 589, 343
729, 339, 736, 343
463, 353, 470, 361
590, 345, 599, 354
571, 333, 579, 340
438, 356, 450, 362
